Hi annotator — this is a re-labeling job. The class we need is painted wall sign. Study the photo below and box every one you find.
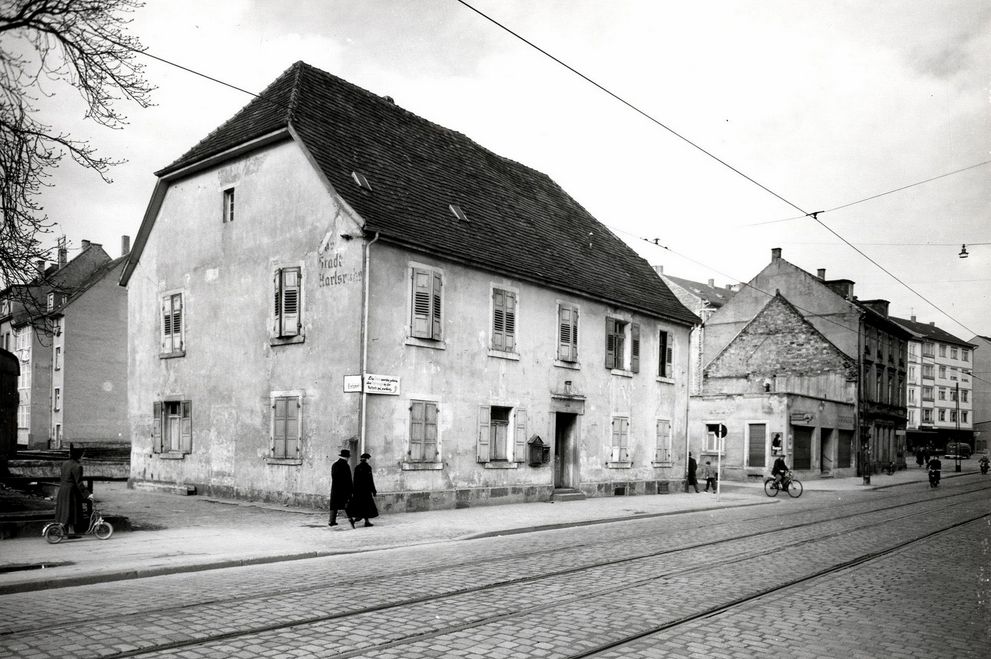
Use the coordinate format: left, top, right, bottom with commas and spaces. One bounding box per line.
343, 375, 362, 393
364, 374, 400, 395
319, 252, 362, 288
790, 412, 815, 423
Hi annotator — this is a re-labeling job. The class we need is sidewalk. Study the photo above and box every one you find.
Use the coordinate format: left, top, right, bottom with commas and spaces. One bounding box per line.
0, 463, 979, 594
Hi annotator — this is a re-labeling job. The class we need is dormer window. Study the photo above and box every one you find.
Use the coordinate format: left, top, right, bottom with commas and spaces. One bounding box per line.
352, 171, 372, 191
449, 204, 468, 222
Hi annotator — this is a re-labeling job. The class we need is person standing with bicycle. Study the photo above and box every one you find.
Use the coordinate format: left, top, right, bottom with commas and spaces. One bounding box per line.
54, 444, 93, 538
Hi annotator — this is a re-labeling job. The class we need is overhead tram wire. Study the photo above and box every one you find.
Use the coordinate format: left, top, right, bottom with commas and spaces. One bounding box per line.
453, 0, 983, 339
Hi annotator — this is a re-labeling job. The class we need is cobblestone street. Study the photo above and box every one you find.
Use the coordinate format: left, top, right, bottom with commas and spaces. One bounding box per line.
0, 475, 987, 658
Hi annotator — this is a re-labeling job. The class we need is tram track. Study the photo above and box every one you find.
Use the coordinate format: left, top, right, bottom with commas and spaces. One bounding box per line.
3, 482, 985, 659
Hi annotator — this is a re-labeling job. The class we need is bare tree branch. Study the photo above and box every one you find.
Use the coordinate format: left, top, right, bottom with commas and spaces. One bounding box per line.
0, 0, 152, 325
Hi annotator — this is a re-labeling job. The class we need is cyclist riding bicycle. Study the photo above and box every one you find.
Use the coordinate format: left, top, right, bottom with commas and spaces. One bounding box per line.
771, 455, 789, 487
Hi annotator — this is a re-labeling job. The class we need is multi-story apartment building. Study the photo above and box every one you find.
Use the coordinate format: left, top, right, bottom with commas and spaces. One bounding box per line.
893, 315, 976, 454
119, 62, 698, 511
0, 240, 129, 449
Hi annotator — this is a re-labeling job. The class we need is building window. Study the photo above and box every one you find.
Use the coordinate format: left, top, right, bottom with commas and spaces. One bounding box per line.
922, 409, 933, 424
53, 388, 60, 411
705, 423, 725, 454
658, 330, 673, 378
491, 288, 517, 352
908, 388, 916, 404
557, 303, 579, 363
160, 292, 184, 356
271, 395, 301, 459
610, 416, 630, 462
922, 386, 933, 401
938, 388, 946, 401
153, 400, 192, 454
950, 346, 957, 359
273, 267, 302, 339
939, 344, 946, 357
54, 424, 61, 445
922, 364, 933, 379
747, 423, 767, 468
223, 187, 235, 223
605, 318, 639, 372
938, 366, 946, 379
909, 366, 916, 381
938, 409, 946, 422
409, 400, 439, 462
962, 411, 968, 423
54, 347, 61, 371
962, 349, 969, 362
923, 342, 934, 357
477, 405, 526, 463
950, 409, 958, 423
654, 418, 672, 464
950, 388, 958, 402
47, 293, 54, 312
53, 317, 62, 336
962, 390, 968, 403
411, 267, 443, 341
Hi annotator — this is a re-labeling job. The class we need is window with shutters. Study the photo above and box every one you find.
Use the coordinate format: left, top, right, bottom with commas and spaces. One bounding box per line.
269, 393, 302, 463
490, 288, 518, 355
403, 399, 443, 470
607, 416, 631, 466
477, 405, 526, 466
160, 291, 185, 358
657, 330, 673, 379
152, 400, 192, 456
605, 317, 639, 374
556, 303, 580, 365
272, 266, 303, 343
653, 418, 672, 465
53, 388, 60, 411
408, 265, 444, 345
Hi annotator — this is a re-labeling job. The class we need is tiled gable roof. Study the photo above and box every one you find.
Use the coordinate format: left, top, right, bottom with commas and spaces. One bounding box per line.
889, 316, 977, 348
662, 274, 738, 308
157, 62, 698, 326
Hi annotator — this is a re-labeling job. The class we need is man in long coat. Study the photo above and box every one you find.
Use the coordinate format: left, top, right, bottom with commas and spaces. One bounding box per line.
55, 444, 91, 536
328, 449, 354, 527
348, 452, 379, 527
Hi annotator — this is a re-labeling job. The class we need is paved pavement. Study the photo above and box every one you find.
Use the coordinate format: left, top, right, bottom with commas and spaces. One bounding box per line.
0, 462, 980, 594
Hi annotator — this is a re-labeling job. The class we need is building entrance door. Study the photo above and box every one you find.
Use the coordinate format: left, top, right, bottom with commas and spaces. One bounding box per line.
793, 426, 813, 470
555, 412, 578, 489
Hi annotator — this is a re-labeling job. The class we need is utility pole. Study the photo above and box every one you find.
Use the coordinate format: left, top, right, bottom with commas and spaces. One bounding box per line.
955, 381, 961, 472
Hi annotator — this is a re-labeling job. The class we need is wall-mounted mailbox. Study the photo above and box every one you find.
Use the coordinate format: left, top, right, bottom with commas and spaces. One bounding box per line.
528, 435, 549, 467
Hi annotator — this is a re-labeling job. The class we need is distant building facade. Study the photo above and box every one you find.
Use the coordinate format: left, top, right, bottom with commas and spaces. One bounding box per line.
966, 335, 989, 454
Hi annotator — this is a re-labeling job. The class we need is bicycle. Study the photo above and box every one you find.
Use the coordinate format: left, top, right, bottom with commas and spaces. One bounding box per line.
764, 471, 803, 498
43, 501, 114, 544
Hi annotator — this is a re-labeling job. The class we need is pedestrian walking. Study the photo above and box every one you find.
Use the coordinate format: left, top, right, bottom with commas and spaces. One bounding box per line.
54, 444, 92, 537
328, 449, 354, 528
915, 451, 924, 468
687, 452, 699, 493
348, 452, 379, 527
702, 460, 717, 492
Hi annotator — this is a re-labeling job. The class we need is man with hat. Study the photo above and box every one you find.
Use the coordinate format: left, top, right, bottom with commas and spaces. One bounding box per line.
348, 452, 379, 527
329, 449, 354, 528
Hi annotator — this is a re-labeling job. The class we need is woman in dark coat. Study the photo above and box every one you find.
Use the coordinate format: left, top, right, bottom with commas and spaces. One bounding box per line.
54, 444, 91, 535
348, 452, 378, 527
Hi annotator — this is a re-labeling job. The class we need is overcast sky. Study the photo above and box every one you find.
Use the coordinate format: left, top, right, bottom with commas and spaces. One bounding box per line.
26, 0, 991, 340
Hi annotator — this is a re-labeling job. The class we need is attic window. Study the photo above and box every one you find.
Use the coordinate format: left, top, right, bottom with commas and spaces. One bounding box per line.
352, 171, 372, 191
449, 204, 468, 222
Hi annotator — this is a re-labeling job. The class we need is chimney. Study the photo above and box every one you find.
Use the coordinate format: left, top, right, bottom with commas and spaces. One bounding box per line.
707, 279, 714, 287
58, 246, 67, 268
862, 299, 890, 318
81, 240, 91, 251
929, 321, 935, 327
817, 268, 826, 280
771, 247, 782, 260
911, 315, 916, 322
121, 235, 131, 256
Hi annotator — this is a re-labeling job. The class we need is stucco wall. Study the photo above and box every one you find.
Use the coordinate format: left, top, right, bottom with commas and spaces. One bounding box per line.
128, 139, 365, 502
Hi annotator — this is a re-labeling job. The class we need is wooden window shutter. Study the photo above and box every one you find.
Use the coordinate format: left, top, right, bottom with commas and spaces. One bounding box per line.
605, 318, 616, 368
160, 298, 171, 353
558, 305, 577, 361
631, 323, 640, 373
431, 272, 442, 339
424, 401, 438, 459
409, 401, 425, 461
172, 294, 183, 351
272, 398, 283, 456
656, 419, 671, 461
286, 397, 300, 457
152, 402, 162, 453
476, 405, 491, 463
513, 408, 527, 462
180, 401, 192, 453
504, 292, 516, 351
273, 271, 281, 334
281, 268, 300, 337
492, 289, 506, 351
411, 269, 432, 338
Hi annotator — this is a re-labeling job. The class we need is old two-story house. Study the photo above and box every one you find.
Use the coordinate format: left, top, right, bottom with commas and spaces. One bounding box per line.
119, 62, 699, 511
693, 293, 858, 480
653, 266, 738, 395
892, 316, 976, 454
699, 248, 911, 478
0, 240, 128, 450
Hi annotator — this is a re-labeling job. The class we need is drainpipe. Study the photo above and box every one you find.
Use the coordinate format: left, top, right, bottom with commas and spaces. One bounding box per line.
685, 325, 694, 490
359, 232, 381, 456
